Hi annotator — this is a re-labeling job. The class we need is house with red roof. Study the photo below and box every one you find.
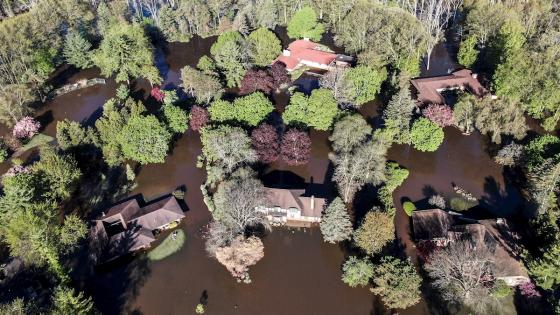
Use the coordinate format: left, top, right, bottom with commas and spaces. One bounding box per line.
275, 38, 351, 72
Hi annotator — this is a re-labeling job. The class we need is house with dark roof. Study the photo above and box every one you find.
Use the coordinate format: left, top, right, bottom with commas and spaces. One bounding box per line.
90, 195, 185, 263
412, 209, 529, 286
410, 69, 488, 106
275, 38, 352, 72
255, 187, 326, 227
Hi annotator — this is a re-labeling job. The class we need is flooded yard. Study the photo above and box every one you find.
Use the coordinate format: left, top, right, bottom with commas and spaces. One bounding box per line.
0, 33, 523, 315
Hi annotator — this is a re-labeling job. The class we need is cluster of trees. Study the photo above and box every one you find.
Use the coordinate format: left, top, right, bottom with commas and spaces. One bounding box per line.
315, 109, 418, 310
251, 124, 311, 166
283, 89, 339, 131
200, 126, 268, 281
451, 94, 527, 144
319, 65, 387, 107
209, 92, 274, 126
195, 28, 283, 88
458, 0, 559, 131
57, 90, 186, 166
0, 144, 95, 313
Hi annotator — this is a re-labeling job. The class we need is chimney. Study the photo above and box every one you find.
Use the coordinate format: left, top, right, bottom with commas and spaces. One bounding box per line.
119, 214, 128, 230
303, 37, 310, 41
471, 73, 478, 79
310, 195, 315, 210
282, 49, 291, 57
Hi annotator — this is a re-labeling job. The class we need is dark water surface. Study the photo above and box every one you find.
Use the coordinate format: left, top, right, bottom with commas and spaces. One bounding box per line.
1, 33, 523, 314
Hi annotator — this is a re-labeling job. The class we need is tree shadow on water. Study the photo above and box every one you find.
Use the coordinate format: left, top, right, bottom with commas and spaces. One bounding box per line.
480, 176, 522, 218
88, 254, 152, 315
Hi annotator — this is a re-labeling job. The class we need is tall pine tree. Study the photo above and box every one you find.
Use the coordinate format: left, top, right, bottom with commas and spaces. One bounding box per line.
320, 197, 352, 243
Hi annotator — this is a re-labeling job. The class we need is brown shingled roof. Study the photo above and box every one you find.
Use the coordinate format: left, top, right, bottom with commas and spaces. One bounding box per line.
412, 209, 527, 279
263, 187, 326, 218
92, 195, 185, 262
411, 69, 488, 105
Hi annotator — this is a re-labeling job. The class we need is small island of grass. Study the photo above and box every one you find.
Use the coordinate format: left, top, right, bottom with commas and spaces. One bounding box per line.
147, 229, 186, 261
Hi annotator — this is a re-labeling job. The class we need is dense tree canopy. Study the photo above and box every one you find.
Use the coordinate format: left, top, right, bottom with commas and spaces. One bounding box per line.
118, 115, 172, 164
287, 7, 324, 41
210, 31, 247, 88
353, 210, 394, 255
251, 123, 280, 163
371, 257, 422, 309
280, 129, 311, 166
92, 22, 161, 84
335, 2, 428, 75
209, 92, 274, 126
248, 27, 281, 67
331, 133, 389, 203
181, 65, 224, 104
342, 256, 373, 288
329, 114, 372, 154
201, 125, 256, 184
343, 65, 387, 106
410, 118, 444, 152
63, 31, 93, 69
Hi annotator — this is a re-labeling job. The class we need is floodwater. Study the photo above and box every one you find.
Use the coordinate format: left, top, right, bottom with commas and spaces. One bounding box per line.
1, 31, 523, 315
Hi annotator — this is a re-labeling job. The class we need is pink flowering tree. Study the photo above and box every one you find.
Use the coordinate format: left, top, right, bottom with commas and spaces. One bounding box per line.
12, 117, 40, 139
4, 165, 31, 177
422, 104, 454, 127
151, 86, 165, 102
518, 281, 541, 298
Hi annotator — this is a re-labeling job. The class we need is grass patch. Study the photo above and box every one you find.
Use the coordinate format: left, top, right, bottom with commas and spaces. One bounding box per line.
147, 229, 186, 261
403, 201, 416, 216
290, 66, 310, 81
14, 133, 54, 156
449, 197, 478, 212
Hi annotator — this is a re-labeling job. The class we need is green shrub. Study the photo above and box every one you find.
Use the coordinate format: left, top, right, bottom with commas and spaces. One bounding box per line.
449, 197, 477, 212
491, 280, 513, 298
195, 304, 205, 314
403, 201, 416, 216
0, 143, 8, 163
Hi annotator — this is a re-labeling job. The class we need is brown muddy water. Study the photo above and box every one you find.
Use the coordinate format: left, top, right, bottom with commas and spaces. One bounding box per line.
1, 33, 523, 315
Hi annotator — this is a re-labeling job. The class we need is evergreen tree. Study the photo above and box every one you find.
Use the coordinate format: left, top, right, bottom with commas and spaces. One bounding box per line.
341, 256, 374, 288
382, 88, 415, 145
320, 197, 352, 244
118, 115, 171, 164
528, 243, 560, 290
371, 257, 422, 309
92, 22, 161, 84
63, 31, 93, 69
33, 145, 82, 200
51, 286, 95, 315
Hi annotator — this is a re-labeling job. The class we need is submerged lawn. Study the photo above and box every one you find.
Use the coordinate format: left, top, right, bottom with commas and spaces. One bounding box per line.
14, 134, 54, 156
147, 229, 186, 261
